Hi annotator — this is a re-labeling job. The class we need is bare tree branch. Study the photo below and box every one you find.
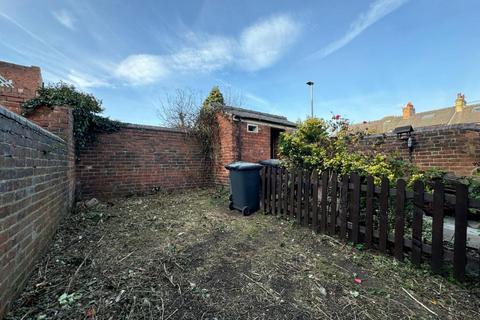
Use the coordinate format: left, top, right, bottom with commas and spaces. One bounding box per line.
222, 87, 245, 107
157, 88, 200, 129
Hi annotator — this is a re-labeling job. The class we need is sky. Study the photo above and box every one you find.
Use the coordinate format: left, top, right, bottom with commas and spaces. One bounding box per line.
1, 0, 480, 125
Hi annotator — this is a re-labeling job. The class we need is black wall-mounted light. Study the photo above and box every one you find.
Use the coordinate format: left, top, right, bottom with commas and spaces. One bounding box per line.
393, 125, 415, 154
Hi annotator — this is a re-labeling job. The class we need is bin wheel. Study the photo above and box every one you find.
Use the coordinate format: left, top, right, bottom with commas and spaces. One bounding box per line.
229, 194, 233, 201
229, 202, 235, 210
242, 206, 251, 216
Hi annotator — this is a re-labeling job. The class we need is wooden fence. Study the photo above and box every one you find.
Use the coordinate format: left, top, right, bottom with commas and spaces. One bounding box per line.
261, 166, 480, 282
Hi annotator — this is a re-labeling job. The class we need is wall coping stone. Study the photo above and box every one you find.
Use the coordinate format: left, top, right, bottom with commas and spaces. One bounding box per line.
120, 122, 190, 133
0, 104, 65, 143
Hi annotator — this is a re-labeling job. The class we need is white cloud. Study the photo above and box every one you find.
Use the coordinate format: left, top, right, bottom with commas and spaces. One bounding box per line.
311, 0, 408, 59
171, 35, 235, 72
53, 9, 76, 30
239, 14, 301, 71
114, 54, 170, 85
114, 14, 301, 85
66, 70, 109, 89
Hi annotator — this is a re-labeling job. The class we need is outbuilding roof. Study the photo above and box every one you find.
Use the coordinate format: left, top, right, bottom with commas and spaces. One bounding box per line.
223, 106, 296, 128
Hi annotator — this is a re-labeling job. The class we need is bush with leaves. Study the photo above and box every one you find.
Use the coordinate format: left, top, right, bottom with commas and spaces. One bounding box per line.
22, 82, 120, 154
279, 116, 437, 186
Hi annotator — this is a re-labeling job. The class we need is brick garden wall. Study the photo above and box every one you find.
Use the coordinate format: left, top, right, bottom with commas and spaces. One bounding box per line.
0, 62, 42, 95
76, 123, 212, 199
214, 114, 236, 186
358, 124, 480, 177
0, 106, 71, 317
0, 88, 35, 115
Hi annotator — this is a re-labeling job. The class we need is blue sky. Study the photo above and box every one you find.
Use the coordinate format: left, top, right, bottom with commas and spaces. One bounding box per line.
1, 0, 480, 125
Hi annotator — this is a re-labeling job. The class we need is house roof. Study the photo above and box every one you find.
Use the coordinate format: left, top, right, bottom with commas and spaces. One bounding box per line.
351, 103, 480, 133
223, 106, 296, 128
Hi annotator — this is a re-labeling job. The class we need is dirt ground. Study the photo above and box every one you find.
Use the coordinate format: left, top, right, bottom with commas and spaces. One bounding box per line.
5, 188, 480, 320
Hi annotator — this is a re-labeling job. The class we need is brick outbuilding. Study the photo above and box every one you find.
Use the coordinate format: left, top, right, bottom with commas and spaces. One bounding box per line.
214, 106, 296, 185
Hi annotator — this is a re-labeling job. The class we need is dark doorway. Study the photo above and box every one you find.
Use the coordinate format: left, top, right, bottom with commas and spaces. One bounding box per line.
270, 128, 284, 158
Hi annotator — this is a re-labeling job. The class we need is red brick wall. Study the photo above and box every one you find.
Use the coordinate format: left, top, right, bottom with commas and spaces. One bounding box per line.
214, 114, 291, 185
358, 124, 480, 177
0, 88, 34, 115
0, 106, 71, 317
0, 61, 41, 116
0, 61, 42, 96
26, 106, 75, 205
238, 122, 271, 163
76, 124, 212, 199
214, 114, 236, 185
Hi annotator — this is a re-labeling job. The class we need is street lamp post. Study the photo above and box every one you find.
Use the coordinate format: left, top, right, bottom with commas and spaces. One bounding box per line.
306, 81, 314, 117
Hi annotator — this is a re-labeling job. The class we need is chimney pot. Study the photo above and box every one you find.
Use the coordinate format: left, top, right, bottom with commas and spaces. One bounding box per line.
402, 102, 415, 119
455, 93, 466, 112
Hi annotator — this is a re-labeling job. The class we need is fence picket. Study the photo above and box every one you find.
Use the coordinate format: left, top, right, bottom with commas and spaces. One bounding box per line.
379, 177, 389, 253
278, 168, 284, 216
394, 179, 406, 261
411, 180, 424, 266
303, 170, 311, 226
431, 180, 444, 274
454, 183, 468, 281
365, 176, 374, 249
329, 172, 338, 236
296, 170, 303, 224
289, 170, 295, 218
350, 173, 361, 243
339, 175, 349, 240
265, 167, 474, 281
261, 167, 266, 212
320, 171, 328, 233
312, 171, 319, 232
266, 166, 271, 214
272, 167, 278, 215
282, 168, 288, 218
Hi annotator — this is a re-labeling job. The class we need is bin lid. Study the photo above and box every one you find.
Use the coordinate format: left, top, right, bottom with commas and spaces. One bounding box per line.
225, 161, 263, 171
259, 159, 281, 167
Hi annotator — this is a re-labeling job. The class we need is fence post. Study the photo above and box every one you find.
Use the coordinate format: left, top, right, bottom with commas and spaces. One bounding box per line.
289, 169, 295, 218
312, 171, 319, 232
320, 171, 328, 233
411, 180, 424, 267
431, 180, 444, 274
303, 169, 311, 226
454, 183, 468, 282
329, 172, 338, 236
350, 173, 361, 244
379, 177, 389, 253
394, 179, 406, 261
365, 176, 374, 249
282, 168, 288, 218
261, 167, 266, 212
278, 168, 284, 217
339, 175, 349, 240
272, 167, 278, 215
266, 166, 271, 214
296, 169, 303, 225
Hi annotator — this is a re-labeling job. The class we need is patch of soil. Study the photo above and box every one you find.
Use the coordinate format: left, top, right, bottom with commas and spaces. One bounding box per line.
5, 188, 480, 320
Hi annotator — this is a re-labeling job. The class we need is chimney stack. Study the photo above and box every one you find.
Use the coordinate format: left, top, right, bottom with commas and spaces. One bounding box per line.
402, 102, 415, 119
455, 93, 466, 112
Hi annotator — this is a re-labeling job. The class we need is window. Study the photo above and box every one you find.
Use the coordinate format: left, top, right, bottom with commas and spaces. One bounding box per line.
247, 123, 258, 133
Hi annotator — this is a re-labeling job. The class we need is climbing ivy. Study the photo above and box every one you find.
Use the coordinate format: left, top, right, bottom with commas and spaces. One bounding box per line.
22, 82, 120, 154
193, 86, 225, 159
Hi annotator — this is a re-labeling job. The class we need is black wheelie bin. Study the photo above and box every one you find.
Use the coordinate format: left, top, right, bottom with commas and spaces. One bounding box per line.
225, 161, 263, 215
